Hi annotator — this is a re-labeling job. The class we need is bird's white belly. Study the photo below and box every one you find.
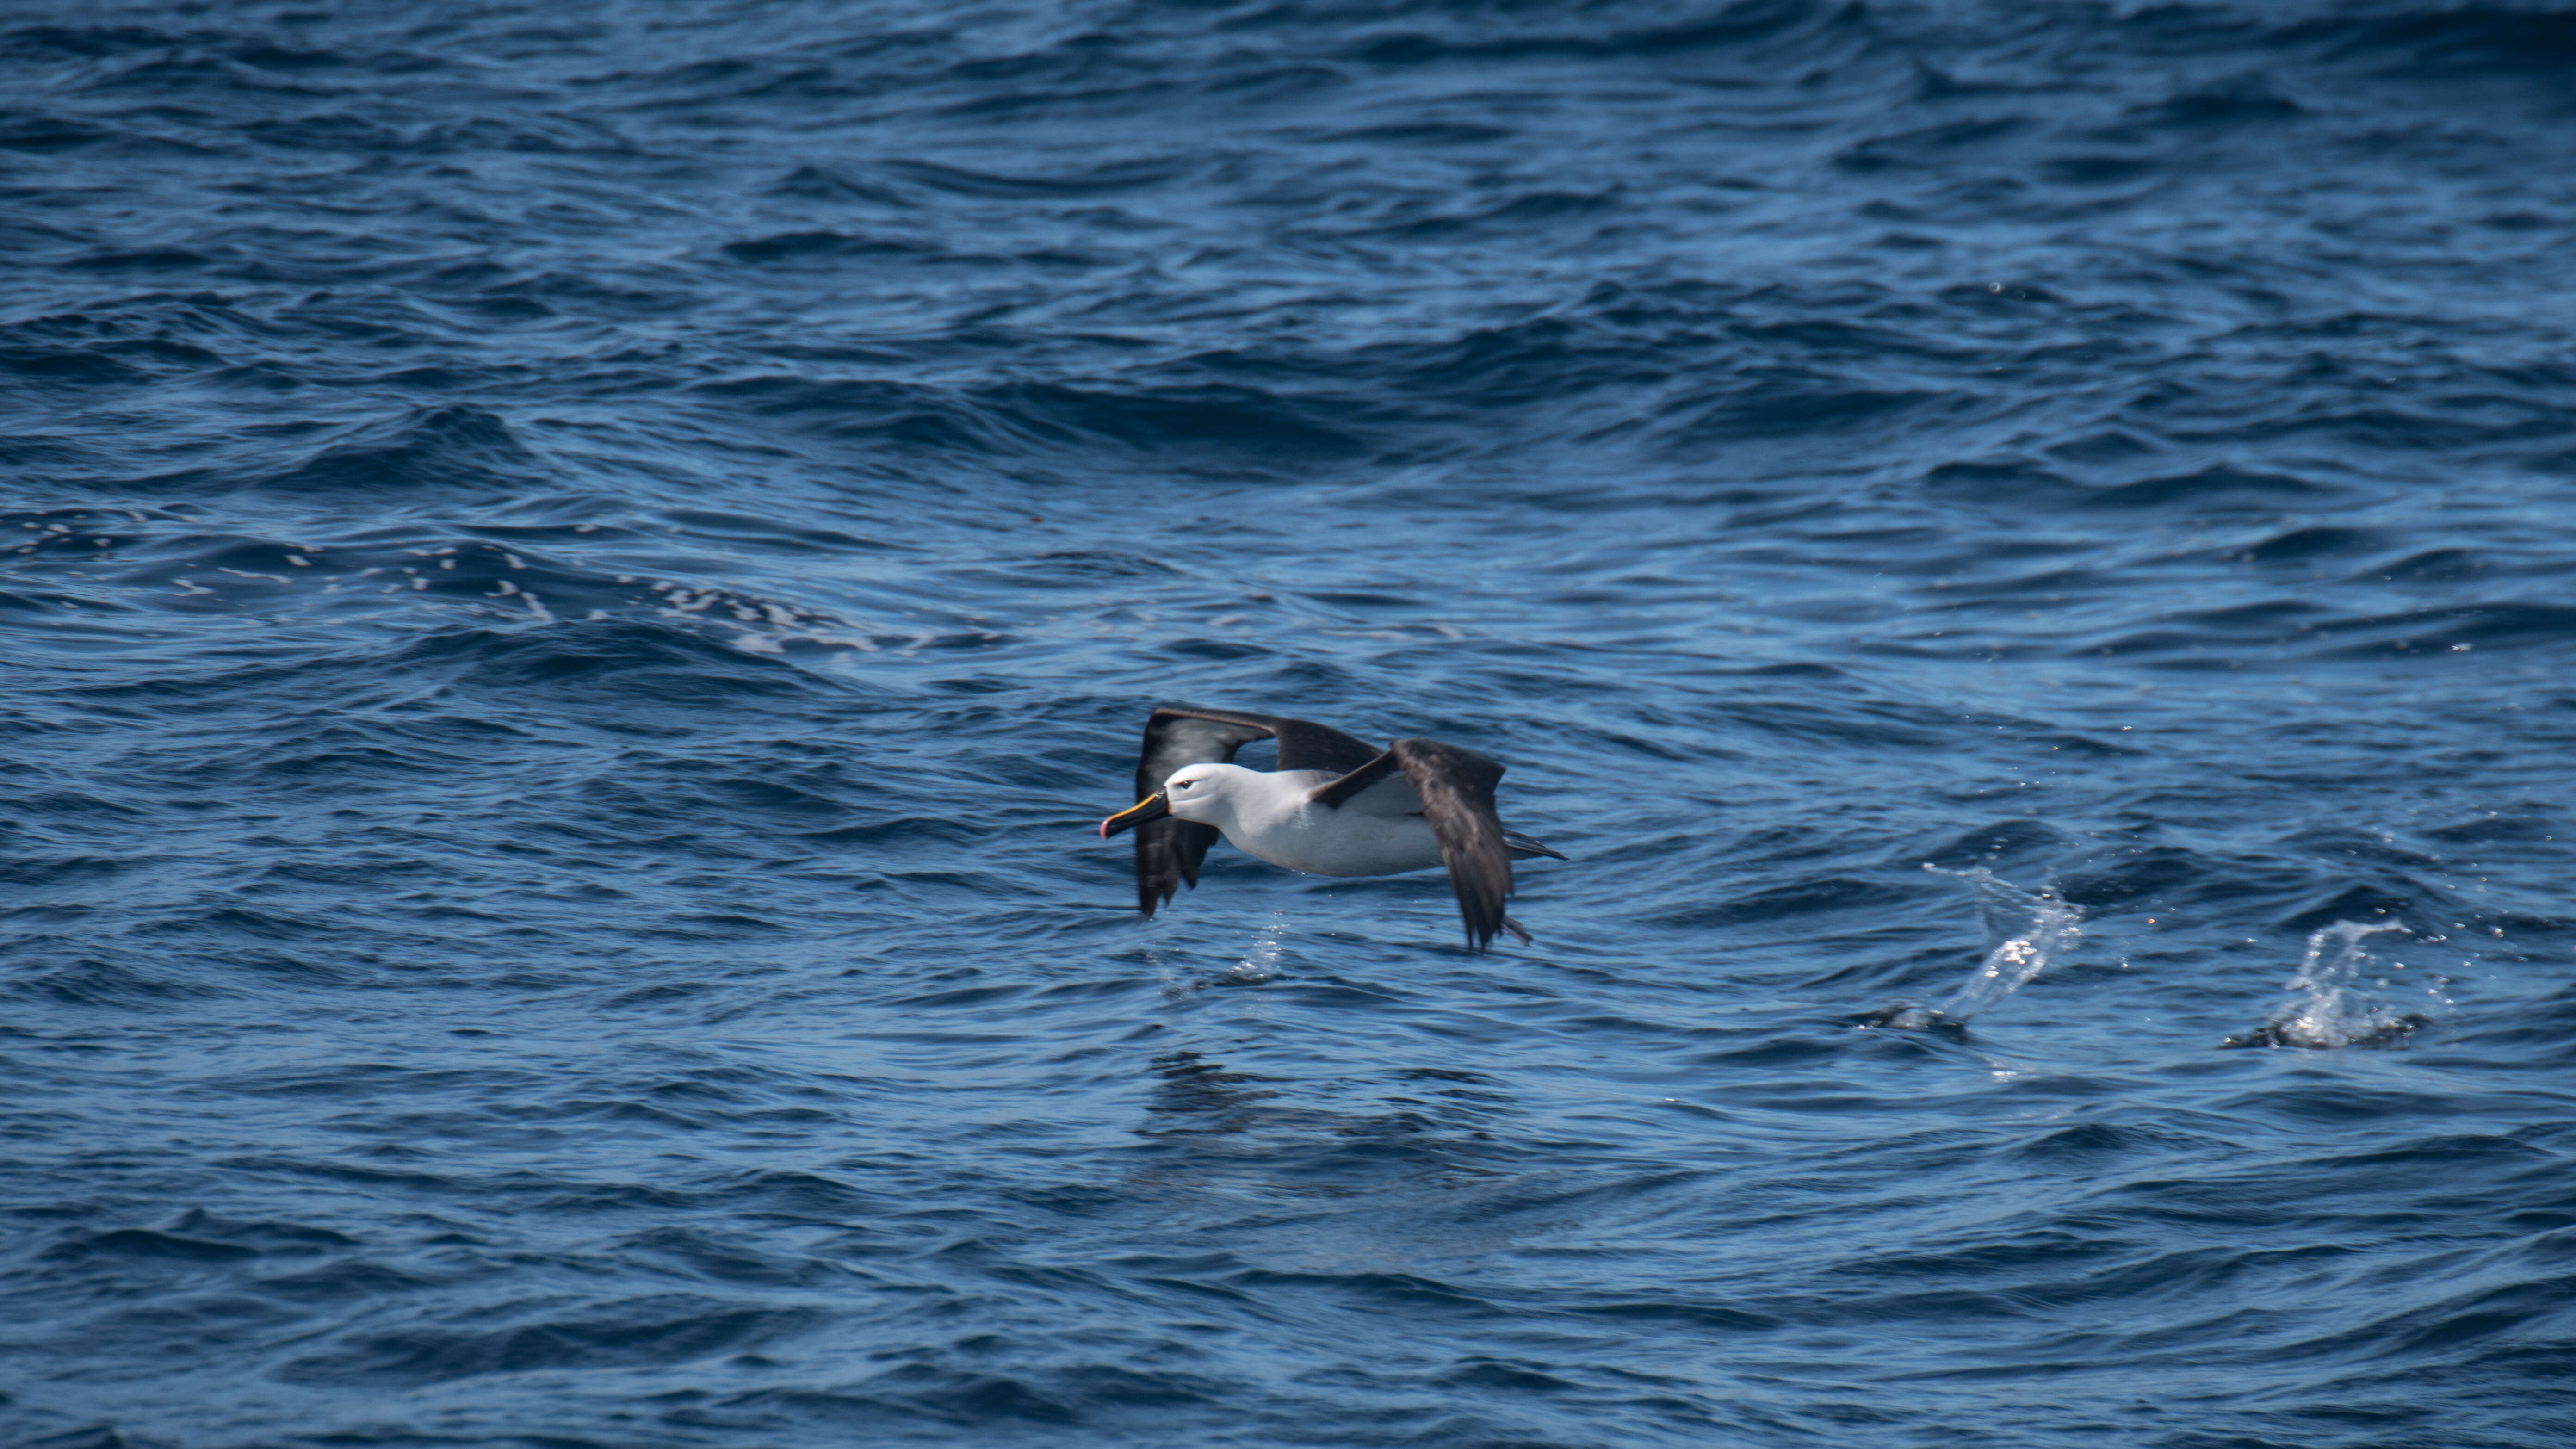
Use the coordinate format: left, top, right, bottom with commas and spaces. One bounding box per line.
1224, 809, 1443, 878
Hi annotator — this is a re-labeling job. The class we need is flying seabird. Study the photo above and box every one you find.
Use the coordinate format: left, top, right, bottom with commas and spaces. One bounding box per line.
1098, 705, 1566, 950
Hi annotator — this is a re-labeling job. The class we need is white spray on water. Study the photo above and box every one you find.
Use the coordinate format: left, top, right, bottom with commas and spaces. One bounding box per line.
1225, 911, 1289, 985
1873, 866, 2083, 1029
2225, 920, 2435, 1048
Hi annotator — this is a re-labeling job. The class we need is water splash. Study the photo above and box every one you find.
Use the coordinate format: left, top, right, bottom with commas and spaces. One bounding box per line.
1862, 867, 2083, 1030
2221, 921, 2431, 1048
1222, 912, 1289, 985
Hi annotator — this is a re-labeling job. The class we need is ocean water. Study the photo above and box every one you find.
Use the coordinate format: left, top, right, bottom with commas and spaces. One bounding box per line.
6, 1, 2576, 1444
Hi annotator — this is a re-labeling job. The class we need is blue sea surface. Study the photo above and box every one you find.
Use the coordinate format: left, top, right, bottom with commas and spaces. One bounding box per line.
6, 1, 2576, 1445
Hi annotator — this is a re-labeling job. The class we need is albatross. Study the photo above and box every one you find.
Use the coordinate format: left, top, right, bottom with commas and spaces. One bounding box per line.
1098, 705, 1566, 950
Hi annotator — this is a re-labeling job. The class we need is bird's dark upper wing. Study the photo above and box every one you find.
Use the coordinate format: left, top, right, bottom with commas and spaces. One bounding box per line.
1145, 705, 1381, 778
1396, 738, 1514, 950
1303, 749, 1407, 811
1127, 705, 1383, 917
1313, 737, 1514, 951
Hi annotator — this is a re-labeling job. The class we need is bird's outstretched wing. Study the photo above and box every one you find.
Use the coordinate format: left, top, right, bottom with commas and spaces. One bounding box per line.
1126, 706, 1383, 917
1310, 737, 1516, 951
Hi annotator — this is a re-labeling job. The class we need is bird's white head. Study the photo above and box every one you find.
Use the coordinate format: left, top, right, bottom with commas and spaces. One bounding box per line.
1160, 762, 1252, 826
1098, 761, 1267, 840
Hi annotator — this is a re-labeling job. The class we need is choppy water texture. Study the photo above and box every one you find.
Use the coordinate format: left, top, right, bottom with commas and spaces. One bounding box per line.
8, 1, 2576, 1445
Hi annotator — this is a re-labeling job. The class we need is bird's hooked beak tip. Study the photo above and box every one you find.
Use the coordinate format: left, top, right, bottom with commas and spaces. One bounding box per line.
1099, 791, 1170, 838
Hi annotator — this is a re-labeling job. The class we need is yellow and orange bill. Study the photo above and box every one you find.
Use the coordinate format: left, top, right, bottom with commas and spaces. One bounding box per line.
1098, 792, 1170, 838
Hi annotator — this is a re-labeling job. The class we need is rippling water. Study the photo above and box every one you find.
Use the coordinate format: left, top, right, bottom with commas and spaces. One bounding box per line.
8, 2, 2576, 1445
